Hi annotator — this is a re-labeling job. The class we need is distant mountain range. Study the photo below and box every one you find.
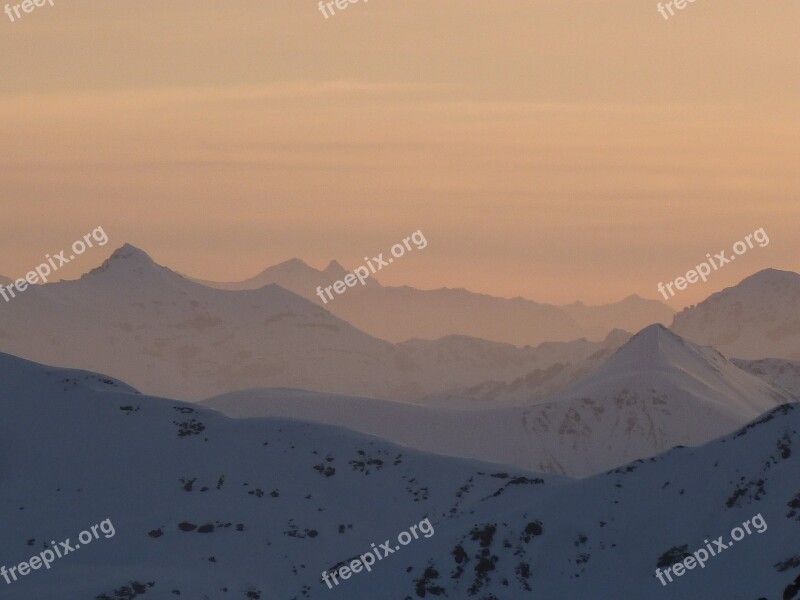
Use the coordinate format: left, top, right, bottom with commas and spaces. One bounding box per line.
1, 246, 797, 407
192, 257, 675, 346
672, 268, 800, 360
204, 325, 797, 477
0, 245, 621, 401
0, 351, 797, 599
1, 249, 798, 597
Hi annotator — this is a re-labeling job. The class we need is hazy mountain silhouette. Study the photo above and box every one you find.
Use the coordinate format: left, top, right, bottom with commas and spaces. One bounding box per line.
194, 258, 674, 345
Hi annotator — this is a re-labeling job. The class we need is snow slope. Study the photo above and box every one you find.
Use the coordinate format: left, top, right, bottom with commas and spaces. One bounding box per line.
0, 351, 797, 599
672, 268, 800, 360
351, 402, 800, 600
205, 325, 795, 477
0, 351, 556, 599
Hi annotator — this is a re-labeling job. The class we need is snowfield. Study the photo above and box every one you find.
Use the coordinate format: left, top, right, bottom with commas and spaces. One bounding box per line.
0, 351, 798, 599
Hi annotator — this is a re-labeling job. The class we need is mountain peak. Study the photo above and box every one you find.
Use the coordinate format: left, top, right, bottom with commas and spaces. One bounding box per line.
626, 322, 682, 347
323, 260, 348, 277
107, 244, 156, 264
85, 244, 168, 282
601, 323, 694, 371
552, 320, 791, 432
630, 322, 670, 338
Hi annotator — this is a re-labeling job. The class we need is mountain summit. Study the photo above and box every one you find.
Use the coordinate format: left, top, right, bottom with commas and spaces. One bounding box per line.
108, 243, 155, 262
89, 243, 159, 273
560, 322, 789, 418
82, 243, 185, 290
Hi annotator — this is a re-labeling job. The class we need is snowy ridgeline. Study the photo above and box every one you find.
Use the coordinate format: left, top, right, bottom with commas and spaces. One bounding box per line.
0, 352, 798, 599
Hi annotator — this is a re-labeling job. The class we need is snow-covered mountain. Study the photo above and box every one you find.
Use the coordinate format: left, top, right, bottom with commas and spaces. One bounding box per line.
516, 323, 792, 473
205, 325, 795, 476
0, 245, 605, 402
672, 268, 800, 360
0, 351, 797, 599
194, 257, 674, 345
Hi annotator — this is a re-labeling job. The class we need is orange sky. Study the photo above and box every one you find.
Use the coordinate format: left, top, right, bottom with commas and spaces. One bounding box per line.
0, 1, 797, 308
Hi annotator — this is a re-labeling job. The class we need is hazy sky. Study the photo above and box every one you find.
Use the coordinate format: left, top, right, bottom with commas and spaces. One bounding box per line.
1, 1, 797, 308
